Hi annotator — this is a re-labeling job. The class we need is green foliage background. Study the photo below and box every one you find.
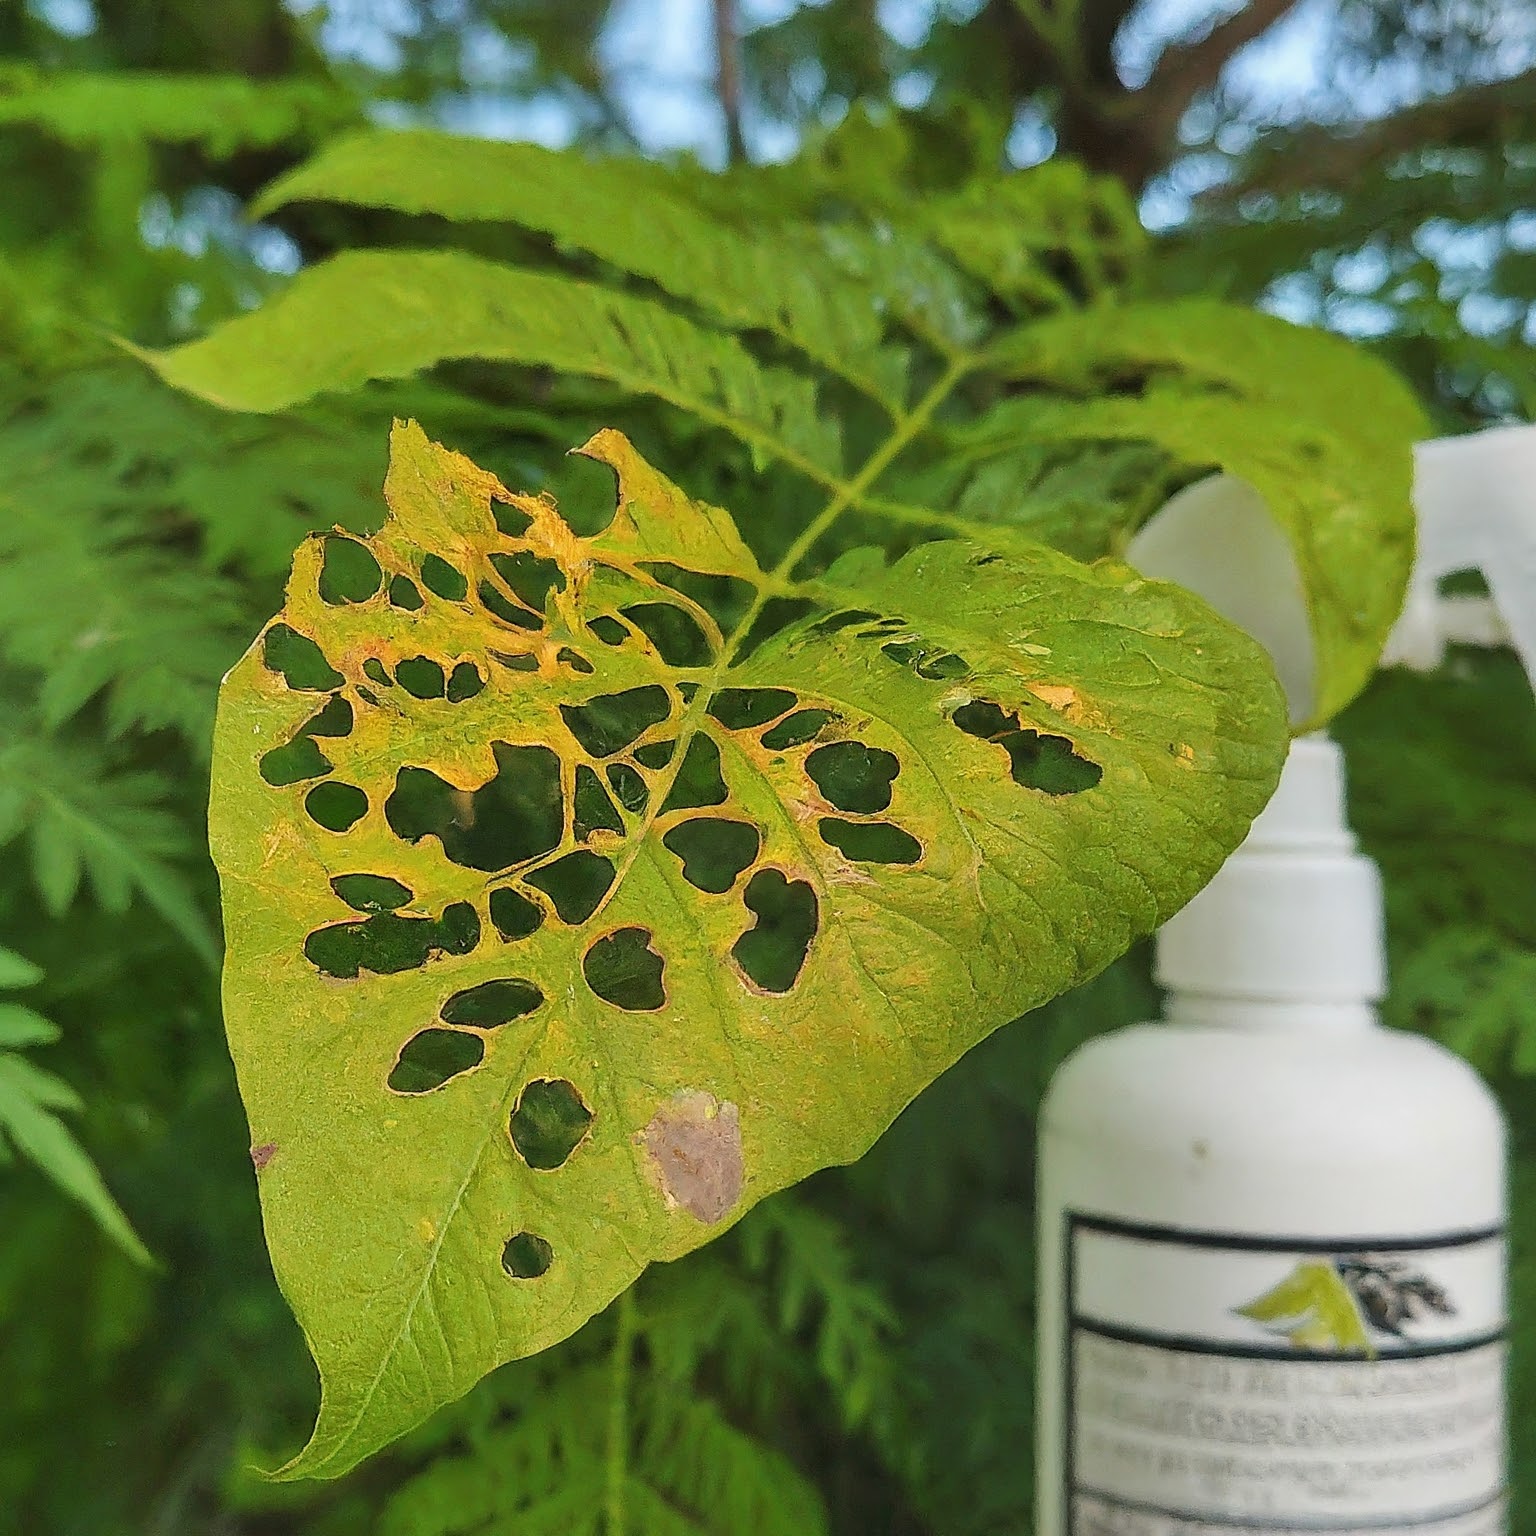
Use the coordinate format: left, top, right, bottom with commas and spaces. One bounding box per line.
1, 1, 1534, 1531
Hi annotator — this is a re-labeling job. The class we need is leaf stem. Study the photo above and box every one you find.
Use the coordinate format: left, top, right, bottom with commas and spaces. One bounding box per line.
604, 1285, 638, 1536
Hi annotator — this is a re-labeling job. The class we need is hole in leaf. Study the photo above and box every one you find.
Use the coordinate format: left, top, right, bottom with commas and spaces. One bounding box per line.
883, 640, 969, 679
663, 819, 761, 893
308, 695, 353, 736
263, 624, 342, 691
606, 762, 648, 813
493, 498, 534, 538
260, 735, 331, 787
761, 709, 836, 750
633, 739, 676, 770
638, 563, 755, 632
561, 686, 671, 758
319, 536, 382, 604
363, 657, 394, 688
357, 686, 381, 707
388, 574, 424, 610
490, 886, 545, 941
420, 554, 468, 601
396, 657, 446, 699
441, 978, 544, 1027
951, 702, 1102, 795
386, 744, 563, 870
708, 688, 797, 731
446, 661, 485, 702
527, 851, 616, 924
677, 681, 699, 703
490, 551, 566, 615
491, 650, 539, 672
558, 647, 595, 675
736, 597, 817, 661
806, 742, 900, 813
509, 1078, 593, 1168
659, 734, 728, 813
621, 603, 712, 667
818, 818, 922, 864
305, 902, 480, 978
331, 873, 413, 912
811, 608, 881, 636
574, 765, 625, 838
588, 615, 630, 646
583, 927, 665, 1011
479, 580, 543, 629
502, 1231, 553, 1278
388, 1028, 484, 1093
305, 782, 368, 832
733, 871, 817, 993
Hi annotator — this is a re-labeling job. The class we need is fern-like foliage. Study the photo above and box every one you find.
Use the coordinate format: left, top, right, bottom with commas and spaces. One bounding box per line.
377, 1199, 899, 1536
152, 125, 1425, 727
0, 944, 149, 1263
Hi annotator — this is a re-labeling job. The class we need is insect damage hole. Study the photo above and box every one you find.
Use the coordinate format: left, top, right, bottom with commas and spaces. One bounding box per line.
762, 709, 836, 750
305, 782, 368, 832
732, 871, 817, 993
561, 686, 671, 758
318, 536, 382, 604
621, 602, 712, 667
707, 688, 797, 731
441, 978, 544, 1027
388, 574, 424, 610
490, 551, 565, 615
818, 819, 922, 865
663, 819, 760, 894
419, 553, 468, 602
388, 1028, 484, 1093
583, 927, 665, 1011
658, 734, 728, 814
805, 742, 900, 813
386, 744, 562, 871
527, 851, 616, 924
951, 701, 1102, 795
305, 903, 480, 978
509, 1079, 593, 1169
490, 886, 545, 941
502, 1231, 553, 1279
331, 873, 413, 912
395, 657, 446, 699
640, 1091, 743, 1223
263, 623, 342, 692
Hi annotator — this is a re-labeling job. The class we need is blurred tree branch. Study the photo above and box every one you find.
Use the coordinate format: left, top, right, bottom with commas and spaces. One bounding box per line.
1213, 64, 1536, 200
713, 0, 747, 165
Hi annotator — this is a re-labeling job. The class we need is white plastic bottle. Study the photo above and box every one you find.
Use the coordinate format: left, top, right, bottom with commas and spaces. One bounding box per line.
1035, 735, 1507, 1536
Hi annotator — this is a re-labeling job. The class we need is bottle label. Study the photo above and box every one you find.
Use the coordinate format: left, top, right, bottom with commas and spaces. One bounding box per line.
1065, 1213, 1506, 1535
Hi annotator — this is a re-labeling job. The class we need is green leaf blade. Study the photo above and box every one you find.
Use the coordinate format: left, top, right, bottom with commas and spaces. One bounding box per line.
143, 250, 843, 478
213, 423, 1284, 1478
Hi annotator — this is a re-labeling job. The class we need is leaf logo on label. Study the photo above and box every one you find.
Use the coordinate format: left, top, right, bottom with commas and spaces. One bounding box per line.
213, 421, 1284, 1476
1238, 1256, 1456, 1352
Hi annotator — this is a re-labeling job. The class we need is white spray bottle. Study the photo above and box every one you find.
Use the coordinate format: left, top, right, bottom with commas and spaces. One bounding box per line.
1033, 424, 1536, 1536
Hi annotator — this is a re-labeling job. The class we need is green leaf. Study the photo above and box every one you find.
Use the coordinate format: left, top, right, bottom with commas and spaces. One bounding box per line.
0, 728, 217, 965
141, 251, 843, 478
973, 301, 1429, 724
254, 130, 908, 408
214, 422, 1285, 1477
1237, 1260, 1373, 1352
0, 66, 353, 155
0, 946, 45, 991
0, 1052, 152, 1266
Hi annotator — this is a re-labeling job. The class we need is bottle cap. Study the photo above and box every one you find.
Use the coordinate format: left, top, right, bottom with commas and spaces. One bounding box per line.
1155, 734, 1385, 1004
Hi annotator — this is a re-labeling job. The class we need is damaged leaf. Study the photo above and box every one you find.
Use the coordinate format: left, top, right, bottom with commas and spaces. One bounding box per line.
213, 422, 1285, 1477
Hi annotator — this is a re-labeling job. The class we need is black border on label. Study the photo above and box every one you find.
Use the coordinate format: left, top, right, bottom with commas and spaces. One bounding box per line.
1063, 1210, 1508, 1536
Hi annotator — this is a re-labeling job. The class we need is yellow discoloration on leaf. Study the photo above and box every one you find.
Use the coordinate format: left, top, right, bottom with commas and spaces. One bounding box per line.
212, 422, 1285, 1478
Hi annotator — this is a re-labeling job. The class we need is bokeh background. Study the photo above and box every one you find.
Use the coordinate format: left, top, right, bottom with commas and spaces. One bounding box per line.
1, 2, 1535, 1532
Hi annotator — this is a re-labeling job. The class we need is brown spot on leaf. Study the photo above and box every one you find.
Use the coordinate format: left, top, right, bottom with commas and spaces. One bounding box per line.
251, 1142, 278, 1172
639, 1090, 743, 1223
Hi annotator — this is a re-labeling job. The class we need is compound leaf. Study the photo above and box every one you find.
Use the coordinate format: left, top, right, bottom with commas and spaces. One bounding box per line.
214, 422, 1284, 1477
144, 250, 842, 477
974, 301, 1428, 723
